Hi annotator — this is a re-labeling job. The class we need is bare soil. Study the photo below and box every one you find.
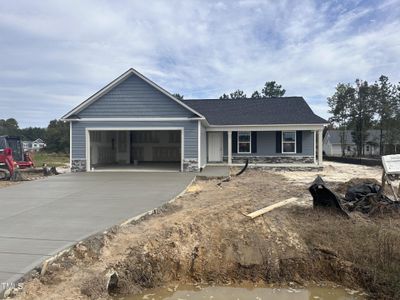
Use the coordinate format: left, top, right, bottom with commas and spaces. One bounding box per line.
10, 162, 400, 300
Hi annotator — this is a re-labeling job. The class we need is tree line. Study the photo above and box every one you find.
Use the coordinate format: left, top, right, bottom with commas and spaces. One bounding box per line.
172, 81, 286, 100
0, 118, 69, 153
328, 75, 400, 156
219, 81, 286, 99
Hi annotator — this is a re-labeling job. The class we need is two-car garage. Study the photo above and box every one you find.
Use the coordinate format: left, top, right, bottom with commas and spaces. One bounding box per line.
87, 129, 183, 172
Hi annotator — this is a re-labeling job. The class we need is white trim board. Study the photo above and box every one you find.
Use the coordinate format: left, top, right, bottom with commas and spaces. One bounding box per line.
84, 127, 184, 172
197, 120, 201, 169
207, 124, 326, 131
61, 68, 204, 120
69, 122, 72, 169
64, 117, 203, 122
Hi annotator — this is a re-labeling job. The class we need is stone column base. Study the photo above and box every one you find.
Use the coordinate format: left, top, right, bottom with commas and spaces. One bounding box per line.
71, 159, 86, 172
231, 156, 315, 164
183, 159, 199, 172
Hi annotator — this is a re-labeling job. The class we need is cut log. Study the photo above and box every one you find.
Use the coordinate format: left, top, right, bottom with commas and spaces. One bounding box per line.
246, 197, 298, 219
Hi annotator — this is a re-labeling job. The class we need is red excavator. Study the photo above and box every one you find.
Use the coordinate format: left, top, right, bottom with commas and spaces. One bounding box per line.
0, 136, 34, 180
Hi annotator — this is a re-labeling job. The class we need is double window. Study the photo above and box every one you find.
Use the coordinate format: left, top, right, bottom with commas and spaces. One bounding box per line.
282, 131, 296, 153
238, 131, 251, 153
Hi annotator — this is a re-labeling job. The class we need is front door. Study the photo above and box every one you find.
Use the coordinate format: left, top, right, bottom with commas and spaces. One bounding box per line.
208, 132, 223, 162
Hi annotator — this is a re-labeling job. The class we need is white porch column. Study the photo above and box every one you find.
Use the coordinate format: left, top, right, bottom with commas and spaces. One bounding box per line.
318, 129, 323, 166
313, 130, 317, 164
227, 130, 232, 165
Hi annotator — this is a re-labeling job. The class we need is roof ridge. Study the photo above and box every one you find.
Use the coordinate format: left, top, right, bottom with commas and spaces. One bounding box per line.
184, 96, 303, 101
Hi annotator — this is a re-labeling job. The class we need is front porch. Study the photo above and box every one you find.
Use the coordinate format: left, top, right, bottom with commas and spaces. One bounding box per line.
205, 127, 324, 167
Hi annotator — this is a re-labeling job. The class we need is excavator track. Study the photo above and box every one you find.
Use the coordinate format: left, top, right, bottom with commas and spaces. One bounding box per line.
10, 168, 24, 181
0, 168, 11, 180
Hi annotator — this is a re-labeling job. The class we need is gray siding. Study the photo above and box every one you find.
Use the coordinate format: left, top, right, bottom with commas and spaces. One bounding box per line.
302, 131, 314, 155
200, 122, 207, 167
78, 74, 194, 118
71, 120, 198, 160
223, 130, 314, 156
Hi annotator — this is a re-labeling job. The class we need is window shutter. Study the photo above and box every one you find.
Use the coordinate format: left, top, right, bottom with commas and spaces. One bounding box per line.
296, 131, 302, 153
232, 131, 238, 153
276, 131, 282, 153
251, 132, 257, 153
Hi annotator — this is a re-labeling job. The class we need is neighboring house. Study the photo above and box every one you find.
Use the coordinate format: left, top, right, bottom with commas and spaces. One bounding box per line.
61, 68, 328, 172
323, 129, 383, 156
22, 138, 46, 152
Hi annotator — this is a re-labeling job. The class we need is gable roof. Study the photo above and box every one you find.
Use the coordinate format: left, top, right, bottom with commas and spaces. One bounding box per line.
61, 68, 204, 120
184, 97, 328, 126
33, 138, 45, 143
326, 129, 383, 145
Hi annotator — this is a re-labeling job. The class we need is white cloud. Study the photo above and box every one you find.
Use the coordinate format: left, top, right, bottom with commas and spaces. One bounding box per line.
0, 0, 399, 126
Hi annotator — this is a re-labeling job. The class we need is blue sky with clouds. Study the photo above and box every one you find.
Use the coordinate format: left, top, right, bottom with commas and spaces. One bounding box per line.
1, 0, 399, 127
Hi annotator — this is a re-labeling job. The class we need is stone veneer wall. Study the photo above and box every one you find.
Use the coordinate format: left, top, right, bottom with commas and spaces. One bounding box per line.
230, 156, 315, 164
71, 159, 198, 172
183, 159, 199, 172
71, 159, 86, 172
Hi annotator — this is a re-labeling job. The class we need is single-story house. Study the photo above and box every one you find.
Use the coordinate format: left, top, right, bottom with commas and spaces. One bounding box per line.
61, 68, 328, 172
324, 129, 384, 156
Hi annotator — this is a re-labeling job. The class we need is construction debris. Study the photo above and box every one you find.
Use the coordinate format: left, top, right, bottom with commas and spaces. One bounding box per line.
309, 176, 349, 217
309, 175, 400, 216
246, 197, 298, 219
43, 165, 60, 176
344, 182, 400, 215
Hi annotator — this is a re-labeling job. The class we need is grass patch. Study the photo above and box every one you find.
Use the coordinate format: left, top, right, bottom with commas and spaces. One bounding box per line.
32, 152, 69, 167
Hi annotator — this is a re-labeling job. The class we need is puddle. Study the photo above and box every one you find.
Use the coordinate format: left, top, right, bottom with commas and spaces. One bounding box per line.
119, 284, 366, 300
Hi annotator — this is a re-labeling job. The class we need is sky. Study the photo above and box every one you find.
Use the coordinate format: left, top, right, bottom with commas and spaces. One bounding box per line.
0, 0, 399, 127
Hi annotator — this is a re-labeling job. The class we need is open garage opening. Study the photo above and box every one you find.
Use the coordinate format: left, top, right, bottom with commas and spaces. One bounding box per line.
87, 129, 182, 172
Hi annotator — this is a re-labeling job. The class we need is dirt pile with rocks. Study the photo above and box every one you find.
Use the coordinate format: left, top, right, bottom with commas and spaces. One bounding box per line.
11, 166, 400, 300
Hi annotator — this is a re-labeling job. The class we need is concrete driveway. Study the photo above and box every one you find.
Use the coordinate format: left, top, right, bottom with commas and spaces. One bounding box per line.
0, 172, 195, 294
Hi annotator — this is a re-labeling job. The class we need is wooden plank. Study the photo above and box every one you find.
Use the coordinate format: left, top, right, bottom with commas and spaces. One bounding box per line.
246, 197, 298, 219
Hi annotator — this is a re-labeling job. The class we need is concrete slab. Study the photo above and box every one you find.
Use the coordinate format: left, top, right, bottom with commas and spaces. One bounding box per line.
0, 237, 70, 255
0, 172, 195, 296
0, 253, 47, 274
199, 166, 230, 178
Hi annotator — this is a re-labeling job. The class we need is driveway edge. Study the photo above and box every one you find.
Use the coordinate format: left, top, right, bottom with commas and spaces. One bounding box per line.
1, 175, 197, 299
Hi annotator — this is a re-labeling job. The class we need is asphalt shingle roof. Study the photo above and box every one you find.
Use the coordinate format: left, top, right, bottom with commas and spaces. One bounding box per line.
184, 97, 328, 126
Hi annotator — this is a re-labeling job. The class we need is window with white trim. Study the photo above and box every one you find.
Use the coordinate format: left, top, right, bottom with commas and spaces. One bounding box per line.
238, 131, 251, 153
282, 131, 296, 153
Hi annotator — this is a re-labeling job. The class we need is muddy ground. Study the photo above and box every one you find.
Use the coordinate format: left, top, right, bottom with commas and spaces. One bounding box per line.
10, 162, 400, 300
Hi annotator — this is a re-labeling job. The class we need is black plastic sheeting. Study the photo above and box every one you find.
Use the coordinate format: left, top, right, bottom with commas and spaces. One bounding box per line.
308, 176, 349, 217
345, 183, 381, 202
309, 176, 400, 216
344, 183, 398, 214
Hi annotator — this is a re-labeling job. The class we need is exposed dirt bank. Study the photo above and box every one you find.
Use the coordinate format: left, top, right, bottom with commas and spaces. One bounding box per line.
10, 163, 400, 300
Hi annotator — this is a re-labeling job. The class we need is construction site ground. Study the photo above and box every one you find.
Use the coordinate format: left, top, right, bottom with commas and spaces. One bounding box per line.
8, 162, 400, 300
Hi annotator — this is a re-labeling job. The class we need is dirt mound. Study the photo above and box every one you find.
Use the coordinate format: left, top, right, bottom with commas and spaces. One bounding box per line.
335, 178, 381, 194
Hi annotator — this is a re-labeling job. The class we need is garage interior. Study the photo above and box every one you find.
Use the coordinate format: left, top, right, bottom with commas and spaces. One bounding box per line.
89, 130, 182, 171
